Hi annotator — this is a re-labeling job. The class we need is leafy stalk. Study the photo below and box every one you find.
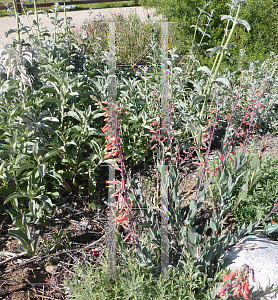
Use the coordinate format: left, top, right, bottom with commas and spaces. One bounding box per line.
12, 0, 21, 42
200, 2, 242, 119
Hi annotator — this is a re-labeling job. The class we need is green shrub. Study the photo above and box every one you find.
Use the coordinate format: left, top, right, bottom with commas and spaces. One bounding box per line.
64, 249, 223, 299
140, 0, 278, 69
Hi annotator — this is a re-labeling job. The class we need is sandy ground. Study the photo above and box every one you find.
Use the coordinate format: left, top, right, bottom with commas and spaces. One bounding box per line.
0, 6, 164, 46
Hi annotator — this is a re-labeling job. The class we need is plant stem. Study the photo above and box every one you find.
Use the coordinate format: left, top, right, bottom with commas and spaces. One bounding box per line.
12, 0, 21, 42
200, 3, 242, 119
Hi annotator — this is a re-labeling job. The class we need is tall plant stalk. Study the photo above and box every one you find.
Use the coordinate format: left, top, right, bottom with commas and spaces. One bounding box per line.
12, 0, 21, 42
200, 2, 242, 119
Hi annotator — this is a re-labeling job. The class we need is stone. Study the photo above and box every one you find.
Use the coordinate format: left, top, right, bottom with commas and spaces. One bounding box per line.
45, 265, 55, 274
225, 234, 278, 299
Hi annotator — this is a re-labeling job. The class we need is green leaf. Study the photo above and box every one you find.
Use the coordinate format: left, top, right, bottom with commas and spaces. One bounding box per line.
5, 29, 17, 37
197, 66, 211, 77
210, 218, 219, 232
139, 222, 152, 228
14, 154, 27, 166
92, 112, 104, 120
238, 183, 248, 200
220, 15, 234, 22
203, 245, 215, 262
247, 221, 255, 234
207, 46, 223, 57
187, 244, 197, 258
64, 111, 81, 122
4, 191, 27, 204
191, 96, 204, 106
32, 230, 40, 252
38, 194, 53, 210
196, 128, 202, 148
266, 224, 278, 235
17, 163, 34, 176
42, 117, 59, 122
88, 178, 96, 195
237, 19, 250, 32
190, 200, 197, 212
250, 154, 260, 171
38, 164, 46, 177
33, 143, 38, 157
42, 97, 62, 105
40, 85, 56, 93
7, 229, 31, 252
43, 148, 62, 162
215, 77, 230, 88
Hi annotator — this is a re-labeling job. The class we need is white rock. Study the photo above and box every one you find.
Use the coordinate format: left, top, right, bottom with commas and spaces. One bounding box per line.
225, 234, 278, 299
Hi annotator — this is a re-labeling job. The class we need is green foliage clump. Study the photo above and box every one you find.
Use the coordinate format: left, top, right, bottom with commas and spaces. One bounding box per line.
140, 0, 278, 69
232, 153, 278, 227
64, 249, 222, 300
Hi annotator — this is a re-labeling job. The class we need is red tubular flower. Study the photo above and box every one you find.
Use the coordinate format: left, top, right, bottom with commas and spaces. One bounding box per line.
242, 281, 249, 299
233, 284, 241, 297
123, 233, 131, 242
104, 152, 114, 159
105, 180, 120, 185
115, 215, 127, 223
105, 142, 113, 151
118, 206, 127, 214
115, 207, 130, 223
112, 150, 119, 157
102, 124, 109, 133
217, 282, 229, 297
111, 190, 119, 198
223, 271, 236, 282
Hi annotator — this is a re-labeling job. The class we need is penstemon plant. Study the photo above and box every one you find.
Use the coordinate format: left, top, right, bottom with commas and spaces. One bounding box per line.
199, 0, 251, 119
1, 0, 278, 298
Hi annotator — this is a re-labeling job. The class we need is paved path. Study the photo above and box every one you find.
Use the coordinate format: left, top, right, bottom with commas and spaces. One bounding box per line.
0, 6, 163, 46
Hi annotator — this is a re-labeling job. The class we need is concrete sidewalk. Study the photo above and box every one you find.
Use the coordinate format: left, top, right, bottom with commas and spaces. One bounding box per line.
0, 6, 164, 46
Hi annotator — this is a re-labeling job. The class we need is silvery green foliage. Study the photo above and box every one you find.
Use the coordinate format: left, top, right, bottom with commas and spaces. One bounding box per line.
0, 45, 36, 86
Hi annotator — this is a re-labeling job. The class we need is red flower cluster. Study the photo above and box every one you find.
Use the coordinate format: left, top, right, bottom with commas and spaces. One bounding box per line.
96, 97, 133, 237
149, 118, 170, 150
217, 265, 255, 299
